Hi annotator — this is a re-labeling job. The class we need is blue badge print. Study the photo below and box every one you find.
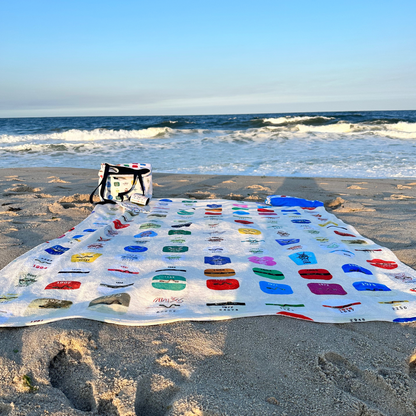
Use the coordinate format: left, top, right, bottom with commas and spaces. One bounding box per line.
83, 229, 97, 232
342, 264, 373, 275
353, 281, 391, 292
393, 317, 416, 323
124, 246, 148, 253
291, 219, 311, 224
207, 204, 222, 208
259, 281, 293, 295
282, 209, 298, 212
45, 245, 70, 255
134, 231, 158, 238
160, 199, 172, 202
276, 239, 300, 246
204, 256, 231, 265
233, 211, 250, 215
289, 251, 317, 265
72, 235, 84, 239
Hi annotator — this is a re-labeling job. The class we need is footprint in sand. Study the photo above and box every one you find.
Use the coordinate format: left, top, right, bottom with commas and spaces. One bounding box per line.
397, 184, 412, 190
49, 347, 96, 412
318, 352, 414, 415
135, 343, 189, 416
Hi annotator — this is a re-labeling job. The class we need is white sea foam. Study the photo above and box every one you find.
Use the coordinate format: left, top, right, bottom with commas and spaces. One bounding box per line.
1, 120, 416, 178
262, 115, 335, 125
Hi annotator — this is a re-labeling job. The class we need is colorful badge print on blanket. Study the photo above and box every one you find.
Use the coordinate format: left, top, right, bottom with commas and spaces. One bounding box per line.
71, 253, 102, 263
124, 246, 148, 253
233, 211, 250, 216
45, 281, 81, 290
207, 204, 222, 208
238, 228, 261, 235
353, 281, 391, 292
276, 311, 314, 321
17, 272, 38, 287
307, 283, 347, 295
322, 299, 362, 314
289, 252, 317, 265
366, 259, 398, 270
204, 268, 236, 277
234, 219, 254, 225
177, 210, 195, 216
88, 293, 131, 314
45, 245, 70, 255
206, 279, 240, 290
113, 219, 130, 229
252, 268, 284, 280
163, 246, 189, 253
342, 264, 373, 275
26, 298, 73, 315
146, 296, 185, 315
334, 230, 356, 237
140, 222, 161, 229
259, 281, 293, 295
135, 231, 158, 238
276, 239, 300, 246
108, 265, 140, 278
152, 275, 186, 291
171, 222, 192, 228
233, 204, 248, 208
387, 272, 416, 284
168, 230, 191, 235
0, 292, 19, 303
249, 256, 276, 266
298, 269, 332, 280
204, 256, 231, 265
291, 219, 311, 224
341, 239, 369, 246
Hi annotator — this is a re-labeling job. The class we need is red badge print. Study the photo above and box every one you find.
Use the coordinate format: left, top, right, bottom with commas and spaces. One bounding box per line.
258, 208, 274, 213
367, 259, 398, 270
334, 231, 356, 237
45, 281, 81, 290
113, 219, 130, 229
234, 220, 254, 224
276, 311, 314, 321
298, 269, 333, 280
206, 279, 240, 290
205, 212, 222, 215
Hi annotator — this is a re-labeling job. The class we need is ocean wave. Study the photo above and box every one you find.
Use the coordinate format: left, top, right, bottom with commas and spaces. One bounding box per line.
0, 127, 174, 144
1, 121, 416, 148
261, 115, 335, 125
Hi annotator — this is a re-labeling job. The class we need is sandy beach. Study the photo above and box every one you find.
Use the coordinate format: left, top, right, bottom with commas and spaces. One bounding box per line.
1, 167, 416, 416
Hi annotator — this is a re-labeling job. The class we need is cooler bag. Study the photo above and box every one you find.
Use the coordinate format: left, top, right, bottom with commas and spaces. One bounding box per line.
89, 163, 152, 205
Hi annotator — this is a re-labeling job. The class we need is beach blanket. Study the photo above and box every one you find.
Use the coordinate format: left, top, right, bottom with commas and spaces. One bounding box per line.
1, 197, 416, 327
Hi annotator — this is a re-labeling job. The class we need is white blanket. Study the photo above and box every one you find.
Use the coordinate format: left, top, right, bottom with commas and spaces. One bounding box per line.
1, 198, 416, 327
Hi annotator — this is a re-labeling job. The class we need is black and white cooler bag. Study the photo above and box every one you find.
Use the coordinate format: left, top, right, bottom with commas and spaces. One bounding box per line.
90, 163, 152, 205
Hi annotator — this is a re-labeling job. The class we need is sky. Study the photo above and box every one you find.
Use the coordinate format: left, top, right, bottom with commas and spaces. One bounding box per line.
0, 0, 415, 117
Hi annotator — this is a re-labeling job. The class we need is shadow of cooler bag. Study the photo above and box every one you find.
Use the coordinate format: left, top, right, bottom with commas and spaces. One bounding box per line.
89, 163, 152, 205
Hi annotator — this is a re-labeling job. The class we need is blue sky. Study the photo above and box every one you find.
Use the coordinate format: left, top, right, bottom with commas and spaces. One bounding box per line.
1, 0, 415, 117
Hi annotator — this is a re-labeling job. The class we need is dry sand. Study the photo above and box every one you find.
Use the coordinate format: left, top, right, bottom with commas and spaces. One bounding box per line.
1, 168, 416, 416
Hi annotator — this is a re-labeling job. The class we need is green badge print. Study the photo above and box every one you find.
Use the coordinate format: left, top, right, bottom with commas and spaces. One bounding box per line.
163, 246, 189, 253
152, 275, 186, 291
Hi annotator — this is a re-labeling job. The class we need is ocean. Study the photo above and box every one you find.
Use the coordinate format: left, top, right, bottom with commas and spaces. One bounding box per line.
1, 110, 415, 178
